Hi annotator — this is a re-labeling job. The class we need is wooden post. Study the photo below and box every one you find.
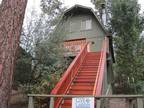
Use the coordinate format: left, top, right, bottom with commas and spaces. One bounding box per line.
28, 96, 34, 108
96, 99, 101, 108
49, 97, 54, 108
137, 98, 143, 108
128, 99, 133, 108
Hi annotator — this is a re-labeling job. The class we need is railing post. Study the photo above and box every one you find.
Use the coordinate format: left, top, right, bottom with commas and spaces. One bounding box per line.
96, 98, 101, 108
49, 97, 54, 108
28, 96, 34, 108
137, 98, 143, 108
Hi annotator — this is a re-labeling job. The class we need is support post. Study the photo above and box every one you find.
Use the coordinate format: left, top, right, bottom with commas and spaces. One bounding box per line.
49, 97, 54, 108
96, 99, 101, 108
137, 98, 143, 108
28, 96, 34, 108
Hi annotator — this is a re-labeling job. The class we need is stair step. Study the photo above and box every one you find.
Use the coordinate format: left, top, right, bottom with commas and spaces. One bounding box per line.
78, 73, 97, 75
69, 90, 92, 95
85, 55, 100, 57
80, 66, 98, 68
61, 99, 71, 108
82, 63, 99, 66
79, 70, 97, 72
83, 62, 99, 64
75, 76, 96, 79
80, 66, 99, 68
78, 72, 97, 74
53, 52, 102, 107
78, 73, 97, 76
74, 79, 95, 83
73, 82, 94, 86
84, 59, 100, 61
80, 70, 97, 71
60, 105, 71, 108
86, 56, 101, 57
80, 69, 98, 71
86, 56, 100, 57
70, 85, 93, 90
83, 62, 100, 64
80, 68, 98, 71
76, 76, 96, 79
75, 78, 95, 81
84, 59, 100, 60
85, 57, 100, 59
62, 99, 71, 105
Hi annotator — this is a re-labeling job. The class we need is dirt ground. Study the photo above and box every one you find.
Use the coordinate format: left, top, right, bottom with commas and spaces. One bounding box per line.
10, 102, 27, 108
10, 90, 28, 108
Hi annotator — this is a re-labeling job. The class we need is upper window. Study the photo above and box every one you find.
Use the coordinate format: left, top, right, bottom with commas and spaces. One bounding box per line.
81, 19, 92, 30
69, 21, 76, 32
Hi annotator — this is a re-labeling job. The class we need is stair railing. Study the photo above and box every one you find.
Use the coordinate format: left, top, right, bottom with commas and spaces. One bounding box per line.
93, 37, 109, 95
51, 42, 89, 108
28, 94, 144, 108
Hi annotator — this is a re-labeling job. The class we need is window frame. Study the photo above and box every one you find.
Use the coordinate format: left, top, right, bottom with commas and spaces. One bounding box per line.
81, 18, 92, 31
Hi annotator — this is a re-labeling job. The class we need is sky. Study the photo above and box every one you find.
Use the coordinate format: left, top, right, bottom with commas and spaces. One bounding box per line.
62, 0, 95, 9
0, 0, 143, 14
0, 0, 143, 11
25, 0, 144, 13
0, 0, 144, 24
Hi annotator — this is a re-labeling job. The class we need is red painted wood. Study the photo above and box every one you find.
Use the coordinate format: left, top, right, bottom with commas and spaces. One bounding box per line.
64, 38, 86, 56
93, 37, 109, 95
69, 90, 92, 95
61, 99, 71, 108
70, 85, 93, 90
51, 42, 89, 108
55, 52, 100, 107
51, 37, 109, 108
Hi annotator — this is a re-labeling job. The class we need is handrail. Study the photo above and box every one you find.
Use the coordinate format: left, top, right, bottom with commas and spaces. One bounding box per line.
93, 37, 108, 95
27, 94, 144, 108
28, 94, 144, 98
51, 42, 88, 107
51, 42, 88, 94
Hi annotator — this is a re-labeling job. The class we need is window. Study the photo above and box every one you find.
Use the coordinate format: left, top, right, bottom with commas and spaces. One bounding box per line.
81, 19, 92, 30
69, 21, 76, 32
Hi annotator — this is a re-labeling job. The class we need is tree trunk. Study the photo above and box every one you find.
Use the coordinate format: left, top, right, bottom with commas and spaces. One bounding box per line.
0, 0, 27, 107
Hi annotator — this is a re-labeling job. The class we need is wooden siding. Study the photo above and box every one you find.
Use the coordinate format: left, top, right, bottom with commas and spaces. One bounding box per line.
63, 14, 106, 52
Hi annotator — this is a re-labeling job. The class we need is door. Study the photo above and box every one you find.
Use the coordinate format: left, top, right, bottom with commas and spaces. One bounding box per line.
64, 38, 86, 56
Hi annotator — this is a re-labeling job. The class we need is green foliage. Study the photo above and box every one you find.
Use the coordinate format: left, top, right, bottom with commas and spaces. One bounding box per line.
29, 0, 67, 94
111, 0, 144, 94
13, 47, 32, 88
13, 0, 68, 95
31, 26, 68, 94
93, 0, 106, 9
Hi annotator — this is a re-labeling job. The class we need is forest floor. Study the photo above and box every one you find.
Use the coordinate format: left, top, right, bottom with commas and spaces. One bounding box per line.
10, 90, 27, 108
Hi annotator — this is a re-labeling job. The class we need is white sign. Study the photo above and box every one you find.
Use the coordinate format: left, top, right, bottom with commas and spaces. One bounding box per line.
72, 97, 94, 108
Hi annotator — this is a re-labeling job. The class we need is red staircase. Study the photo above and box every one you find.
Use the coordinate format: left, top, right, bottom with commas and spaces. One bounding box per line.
51, 38, 108, 108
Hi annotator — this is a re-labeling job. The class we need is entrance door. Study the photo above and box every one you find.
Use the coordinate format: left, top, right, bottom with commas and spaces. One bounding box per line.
64, 38, 86, 56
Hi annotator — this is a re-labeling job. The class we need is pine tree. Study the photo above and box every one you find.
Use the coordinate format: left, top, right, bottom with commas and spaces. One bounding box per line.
111, 0, 144, 94
0, 0, 27, 107
15, 0, 67, 95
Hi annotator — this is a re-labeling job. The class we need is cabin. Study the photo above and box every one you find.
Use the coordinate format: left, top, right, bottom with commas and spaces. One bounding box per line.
58, 4, 114, 87
58, 5, 111, 56
51, 5, 115, 108
27, 5, 143, 108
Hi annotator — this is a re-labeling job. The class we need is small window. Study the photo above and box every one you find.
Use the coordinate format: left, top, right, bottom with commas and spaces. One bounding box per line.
81, 19, 92, 30
69, 21, 76, 32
